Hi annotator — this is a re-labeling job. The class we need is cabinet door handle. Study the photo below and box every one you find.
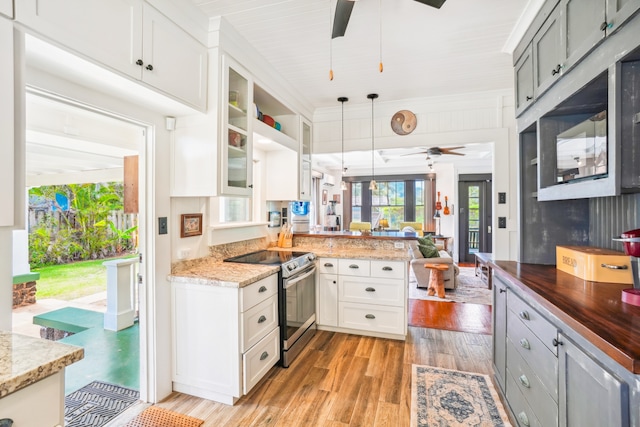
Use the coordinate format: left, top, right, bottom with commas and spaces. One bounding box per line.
553, 338, 563, 347
258, 286, 267, 293
525, 95, 533, 101
382, 266, 393, 271
600, 21, 613, 31
517, 411, 530, 426
333, 280, 337, 284
258, 315, 267, 324
519, 374, 530, 388
499, 288, 506, 293
349, 264, 360, 269
551, 64, 562, 76
260, 351, 269, 361
145, 64, 154, 71
519, 311, 530, 321
601, 263, 628, 270
324, 263, 334, 267
365, 314, 376, 319
365, 287, 376, 292
519, 338, 530, 350
136, 59, 143, 66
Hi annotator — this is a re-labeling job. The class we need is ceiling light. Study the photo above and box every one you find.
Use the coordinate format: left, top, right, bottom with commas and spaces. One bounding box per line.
338, 96, 349, 191
368, 93, 379, 191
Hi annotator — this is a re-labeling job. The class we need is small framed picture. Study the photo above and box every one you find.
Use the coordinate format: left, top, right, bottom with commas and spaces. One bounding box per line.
333, 194, 340, 203
180, 213, 203, 238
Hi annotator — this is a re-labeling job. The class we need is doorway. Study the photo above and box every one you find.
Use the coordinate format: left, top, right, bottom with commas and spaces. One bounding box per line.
458, 174, 492, 263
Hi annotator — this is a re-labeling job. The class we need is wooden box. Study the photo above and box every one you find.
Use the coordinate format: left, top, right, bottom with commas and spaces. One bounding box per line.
556, 246, 633, 284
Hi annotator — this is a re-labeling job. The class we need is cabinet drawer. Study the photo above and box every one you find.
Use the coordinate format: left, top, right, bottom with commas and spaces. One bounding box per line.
339, 276, 404, 307
508, 292, 558, 355
338, 302, 404, 335
338, 259, 371, 277
507, 310, 557, 397
507, 340, 558, 426
243, 327, 279, 394
506, 370, 545, 427
370, 260, 405, 280
241, 294, 278, 352
318, 258, 338, 275
240, 274, 278, 312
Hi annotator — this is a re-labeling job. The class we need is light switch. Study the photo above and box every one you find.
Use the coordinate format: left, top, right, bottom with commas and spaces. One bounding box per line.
158, 217, 168, 235
498, 217, 507, 228
498, 192, 506, 204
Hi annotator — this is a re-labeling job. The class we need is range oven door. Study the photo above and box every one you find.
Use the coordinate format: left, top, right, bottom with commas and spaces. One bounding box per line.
281, 264, 316, 367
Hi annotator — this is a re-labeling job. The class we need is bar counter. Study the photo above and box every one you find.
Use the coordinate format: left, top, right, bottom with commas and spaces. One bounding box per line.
491, 260, 640, 373
293, 230, 421, 240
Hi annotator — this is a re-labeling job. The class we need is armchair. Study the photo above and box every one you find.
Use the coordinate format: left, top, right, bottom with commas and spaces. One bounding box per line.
409, 246, 459, 290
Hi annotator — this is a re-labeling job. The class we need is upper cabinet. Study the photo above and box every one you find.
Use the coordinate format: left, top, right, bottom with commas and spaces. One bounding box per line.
299, 118, 312, 201
515, 45, 534, 115
533, 4, 564, 97
16, 0, 207, 110
0, 0, 12, 18
0, 17, 16, 227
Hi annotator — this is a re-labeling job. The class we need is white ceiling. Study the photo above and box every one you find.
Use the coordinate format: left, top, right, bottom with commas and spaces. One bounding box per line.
22, 0, 542, 182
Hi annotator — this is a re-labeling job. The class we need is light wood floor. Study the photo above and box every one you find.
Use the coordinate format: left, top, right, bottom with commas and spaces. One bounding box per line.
154, 326, 493, 426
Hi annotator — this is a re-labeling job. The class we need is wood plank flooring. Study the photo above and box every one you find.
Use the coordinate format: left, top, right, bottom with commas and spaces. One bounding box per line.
408, 299, 492, 335
153, 327, 493, 426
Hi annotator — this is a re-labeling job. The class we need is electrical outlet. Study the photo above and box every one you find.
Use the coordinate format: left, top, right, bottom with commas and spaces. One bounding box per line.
178, 249, 191, 259
394, 242, 404, 249
498, 217, 507, 228
498, 192, 506, 204
158, 217, 168, 234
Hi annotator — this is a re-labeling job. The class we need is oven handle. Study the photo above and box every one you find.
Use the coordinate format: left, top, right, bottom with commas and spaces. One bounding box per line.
284, 266, 317, 289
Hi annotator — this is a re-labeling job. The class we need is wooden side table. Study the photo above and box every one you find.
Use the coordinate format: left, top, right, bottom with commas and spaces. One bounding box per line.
475, 252, 493, 289
424, 263, 449, 298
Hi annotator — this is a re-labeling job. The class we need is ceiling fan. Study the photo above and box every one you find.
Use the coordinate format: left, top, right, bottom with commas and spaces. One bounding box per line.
405, 146, 466, 157
332, 0, 447, 39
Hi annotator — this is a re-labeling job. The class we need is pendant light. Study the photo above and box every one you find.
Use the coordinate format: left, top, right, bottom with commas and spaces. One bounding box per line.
338, 96, 349, 191
368, 93, 379, 191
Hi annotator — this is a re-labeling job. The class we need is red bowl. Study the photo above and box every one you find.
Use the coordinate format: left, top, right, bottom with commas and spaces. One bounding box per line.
621, 228, 640, 257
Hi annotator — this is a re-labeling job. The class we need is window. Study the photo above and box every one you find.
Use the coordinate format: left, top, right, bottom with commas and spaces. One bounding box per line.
372, 181, 405, 229
347, 176, 426, 229
220, 197, 250, 223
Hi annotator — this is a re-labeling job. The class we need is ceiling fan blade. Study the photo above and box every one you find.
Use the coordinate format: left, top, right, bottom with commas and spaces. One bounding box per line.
332, 0, 356, 39
413, 0, 447, 8
440, 146, 464, 151
443, 151, 465, 156
400, 150, 429, 156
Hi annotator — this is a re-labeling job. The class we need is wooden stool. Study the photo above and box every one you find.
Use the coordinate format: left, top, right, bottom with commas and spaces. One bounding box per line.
424, 263, 449, 298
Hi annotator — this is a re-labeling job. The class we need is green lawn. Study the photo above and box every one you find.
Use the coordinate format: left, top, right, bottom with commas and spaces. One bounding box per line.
34, 256, 137, 300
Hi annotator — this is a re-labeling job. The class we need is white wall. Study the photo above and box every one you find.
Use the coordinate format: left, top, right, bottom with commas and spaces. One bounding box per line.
313, 91, 518, 261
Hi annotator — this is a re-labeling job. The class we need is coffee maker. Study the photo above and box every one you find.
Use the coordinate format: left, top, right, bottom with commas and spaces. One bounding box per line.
615, 228, 640, 306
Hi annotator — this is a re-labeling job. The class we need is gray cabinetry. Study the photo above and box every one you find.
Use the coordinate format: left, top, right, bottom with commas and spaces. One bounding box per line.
620, 51, 640, 190
607, 0, 640, 30
492, 276, 508, 392
515, 46, 535, 115
533, 5, 564, 97
563, 0, 606, 70
558, 334, 629, 427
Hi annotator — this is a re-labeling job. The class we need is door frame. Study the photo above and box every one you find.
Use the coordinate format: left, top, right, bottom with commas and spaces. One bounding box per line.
458, 174, 492, 263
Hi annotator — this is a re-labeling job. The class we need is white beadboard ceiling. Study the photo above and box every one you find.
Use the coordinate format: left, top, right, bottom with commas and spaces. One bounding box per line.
190, 0, 536, 109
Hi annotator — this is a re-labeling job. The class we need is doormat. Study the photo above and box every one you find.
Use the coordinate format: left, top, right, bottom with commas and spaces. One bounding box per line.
411, 365, 511, 427
65, 381, 140, 427
123, 406, 204, 427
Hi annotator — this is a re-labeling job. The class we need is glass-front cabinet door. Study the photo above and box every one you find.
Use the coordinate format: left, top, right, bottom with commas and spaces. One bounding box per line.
221, 56, 252, 196
299, 117, 312, 201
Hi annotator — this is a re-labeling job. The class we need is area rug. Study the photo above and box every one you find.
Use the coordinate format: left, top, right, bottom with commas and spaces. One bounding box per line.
123, 406, 204, 427
411, 365, 511, 427
65, 381, 140, 427
409, 266, 492, 305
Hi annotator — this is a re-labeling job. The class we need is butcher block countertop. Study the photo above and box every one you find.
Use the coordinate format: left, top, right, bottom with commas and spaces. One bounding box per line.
491, 261, 640, 374
0, 331, 84, 397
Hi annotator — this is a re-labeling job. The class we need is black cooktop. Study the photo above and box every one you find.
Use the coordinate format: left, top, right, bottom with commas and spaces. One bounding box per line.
224, 250, 310, 265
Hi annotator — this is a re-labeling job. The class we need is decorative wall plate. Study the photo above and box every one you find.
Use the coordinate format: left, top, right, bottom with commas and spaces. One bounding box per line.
391, 110, 417, 135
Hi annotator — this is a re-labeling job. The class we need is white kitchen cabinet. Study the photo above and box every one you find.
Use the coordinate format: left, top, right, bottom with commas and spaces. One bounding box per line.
16, 0, 207, 110
0, 16, 15, 226
0, 0, 12, 18
317, 258, 339, 327
171, 273, 279, 404
0, 371, 65, 426
299, 117, 312, 201
317, 258, 407, 339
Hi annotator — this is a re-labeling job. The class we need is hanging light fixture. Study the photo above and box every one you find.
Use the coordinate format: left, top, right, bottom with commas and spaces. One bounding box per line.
378, 0, 384, 73
338, 96, 349, 191
368, 93, 379, 191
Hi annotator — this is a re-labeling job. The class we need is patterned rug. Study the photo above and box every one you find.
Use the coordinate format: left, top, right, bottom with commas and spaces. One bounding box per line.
409, 266, 492, 305
411, 365, 512, 427
123, 406, 204, 427
65, 381, 140, 427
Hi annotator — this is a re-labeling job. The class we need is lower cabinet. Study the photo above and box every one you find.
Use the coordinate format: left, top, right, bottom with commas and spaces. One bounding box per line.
171, 273, 279, 405
316, 257, 407, 339
493, 270, 637, 427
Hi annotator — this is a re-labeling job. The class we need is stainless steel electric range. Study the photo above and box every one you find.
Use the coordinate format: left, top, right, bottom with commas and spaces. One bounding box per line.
224, 250, 317, 367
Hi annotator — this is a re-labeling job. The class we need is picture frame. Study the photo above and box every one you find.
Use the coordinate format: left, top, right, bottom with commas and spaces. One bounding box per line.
322, 189, 328, 205
180, 213, 203, 238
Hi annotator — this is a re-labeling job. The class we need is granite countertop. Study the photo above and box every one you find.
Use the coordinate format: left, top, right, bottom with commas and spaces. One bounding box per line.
169, 246, 411, 287
294, 231, 421, 240
491, 261, 640, 373
0, 331, 84, 398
